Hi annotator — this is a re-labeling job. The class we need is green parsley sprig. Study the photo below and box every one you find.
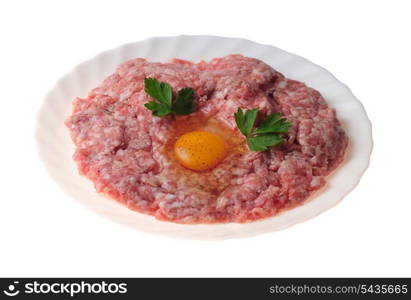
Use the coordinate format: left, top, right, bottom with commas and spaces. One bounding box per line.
234, 108, 291, 151
144, 78, 196, 117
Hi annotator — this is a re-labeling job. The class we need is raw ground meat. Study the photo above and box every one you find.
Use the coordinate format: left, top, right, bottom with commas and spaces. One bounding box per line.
65, 54, 348, 223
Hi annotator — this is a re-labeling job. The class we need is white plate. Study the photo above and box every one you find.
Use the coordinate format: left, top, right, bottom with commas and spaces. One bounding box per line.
35, 35, 373, 239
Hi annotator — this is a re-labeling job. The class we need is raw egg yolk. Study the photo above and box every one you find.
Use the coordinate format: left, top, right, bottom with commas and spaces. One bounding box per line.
174, 131, 227, 171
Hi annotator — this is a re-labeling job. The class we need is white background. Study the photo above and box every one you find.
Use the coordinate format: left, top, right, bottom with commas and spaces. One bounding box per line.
0, 0, 410, 277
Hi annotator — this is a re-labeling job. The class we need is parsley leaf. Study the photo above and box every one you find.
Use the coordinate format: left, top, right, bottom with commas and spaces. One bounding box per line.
172, 88, 196, 115
247, 134, 283, 151
144, 101, 171, 117
144, 78, 172, 106
234, 108, 291, 152
234, 107, 245, 133
255, 112, 291, 134
244, 108, 259, 135
234, 108, 258, 136
144, 78, 196, 117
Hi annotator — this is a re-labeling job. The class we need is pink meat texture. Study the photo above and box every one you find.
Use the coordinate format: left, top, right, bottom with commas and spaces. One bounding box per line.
65, 55, 348, 223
